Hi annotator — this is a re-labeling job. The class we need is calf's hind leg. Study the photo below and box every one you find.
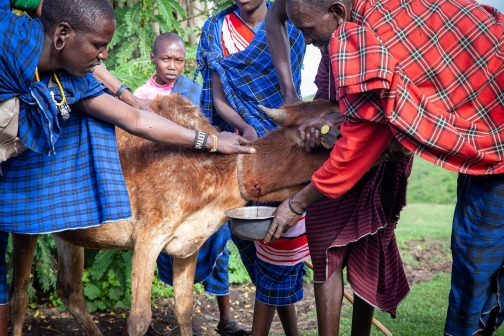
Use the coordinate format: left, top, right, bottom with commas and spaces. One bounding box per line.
9, 233, 39, 336
53, 235, 102, 336
172, 252, 198, 336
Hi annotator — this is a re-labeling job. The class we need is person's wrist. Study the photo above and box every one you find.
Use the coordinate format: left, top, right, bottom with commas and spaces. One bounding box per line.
204, 134, 214, 151
283, 94, 301, 105
290, 193, 307, 214
120, 90, 135, 107
242, 125, 254, 133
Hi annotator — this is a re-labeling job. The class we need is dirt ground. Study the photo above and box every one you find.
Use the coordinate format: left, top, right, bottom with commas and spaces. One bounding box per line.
16, 238, 451, 335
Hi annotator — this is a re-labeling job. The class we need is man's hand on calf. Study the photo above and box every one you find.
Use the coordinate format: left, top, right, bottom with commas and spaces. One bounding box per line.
298, 113, 345, 152
214, 132, 256, 154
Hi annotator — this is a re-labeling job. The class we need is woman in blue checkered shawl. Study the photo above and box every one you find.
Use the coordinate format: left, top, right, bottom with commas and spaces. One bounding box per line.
0, 0, 254, 331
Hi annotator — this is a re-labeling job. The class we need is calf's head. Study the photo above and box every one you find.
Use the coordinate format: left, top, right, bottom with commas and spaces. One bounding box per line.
238, 100, 340, 202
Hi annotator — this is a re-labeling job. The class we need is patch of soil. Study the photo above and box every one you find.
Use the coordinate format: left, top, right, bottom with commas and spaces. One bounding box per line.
18, 283, 321, 336
401, 238, 452, 284
16, 238, 450, 335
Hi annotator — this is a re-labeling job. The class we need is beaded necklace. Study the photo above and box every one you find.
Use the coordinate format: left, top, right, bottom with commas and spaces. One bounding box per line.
35, 68, 71, 120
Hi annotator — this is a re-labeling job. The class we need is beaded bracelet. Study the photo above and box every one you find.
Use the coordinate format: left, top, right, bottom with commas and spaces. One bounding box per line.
209, 135, 218, 152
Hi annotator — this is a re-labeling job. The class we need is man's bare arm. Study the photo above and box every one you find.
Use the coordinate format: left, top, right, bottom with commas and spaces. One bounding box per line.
265, 0, 300, 104
93, 64, 152, 111
211, 72, 258, 141
75, 94, 255, 154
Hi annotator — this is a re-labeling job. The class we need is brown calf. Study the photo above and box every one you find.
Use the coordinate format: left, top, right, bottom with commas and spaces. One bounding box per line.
9, 95, 404, 336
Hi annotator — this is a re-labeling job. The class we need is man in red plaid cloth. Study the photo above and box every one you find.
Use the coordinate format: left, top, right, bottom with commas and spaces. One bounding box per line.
264, 0, 504, 335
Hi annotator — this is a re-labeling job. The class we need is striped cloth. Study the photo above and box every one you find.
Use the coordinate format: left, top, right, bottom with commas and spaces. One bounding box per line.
232, 235, 306, 306
196, 3, 305, 136
305, 51, 411, 316
255, 214, 310, 266
156, 223, 231, 295
221, 11, 255, 57
331, 0, 504, 175
446, 173, 504, 336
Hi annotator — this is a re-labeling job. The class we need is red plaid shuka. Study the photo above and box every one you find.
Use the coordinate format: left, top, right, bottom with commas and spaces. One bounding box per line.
331, 0, 504, 175
306, 52, 412, 317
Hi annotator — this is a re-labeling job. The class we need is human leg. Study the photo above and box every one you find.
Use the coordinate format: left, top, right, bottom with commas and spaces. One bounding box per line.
445, 174, 504, 336
314, 265, 345, 336
251, 299, 276, 336
203, 228, 250, 335
231, 235, 305, 336
276, 304, 299, 336
351, 294, 374, 336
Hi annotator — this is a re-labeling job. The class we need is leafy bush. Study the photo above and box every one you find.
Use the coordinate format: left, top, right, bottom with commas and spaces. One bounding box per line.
105, 0, 192, 90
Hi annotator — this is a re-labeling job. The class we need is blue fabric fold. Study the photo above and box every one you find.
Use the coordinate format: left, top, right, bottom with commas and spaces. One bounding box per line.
196, 3, 305, 136
172, 75, 202, 106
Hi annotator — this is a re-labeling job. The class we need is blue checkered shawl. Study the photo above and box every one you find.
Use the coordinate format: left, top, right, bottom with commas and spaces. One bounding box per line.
0, 73, 132, 234
157, 223, 231, 286
196, 4, 305, 136
172, 75, 202, 106
0, 1, 106, 156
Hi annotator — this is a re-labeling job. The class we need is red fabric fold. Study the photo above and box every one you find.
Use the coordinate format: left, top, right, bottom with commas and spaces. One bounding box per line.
330, 1, 504, 175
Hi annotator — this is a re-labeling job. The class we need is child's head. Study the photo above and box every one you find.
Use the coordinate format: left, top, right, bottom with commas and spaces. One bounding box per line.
40, 0, 116, 77
234, 0, 266, 15
151, 32, 186, 85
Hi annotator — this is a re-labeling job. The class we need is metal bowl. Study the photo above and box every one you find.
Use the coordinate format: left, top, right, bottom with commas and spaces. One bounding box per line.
225, 206, 276, 241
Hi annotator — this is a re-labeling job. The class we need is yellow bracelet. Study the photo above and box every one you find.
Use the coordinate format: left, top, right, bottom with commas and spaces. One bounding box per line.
210, 135, 218, 152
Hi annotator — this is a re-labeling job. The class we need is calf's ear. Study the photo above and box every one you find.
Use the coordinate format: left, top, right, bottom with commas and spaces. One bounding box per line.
258, 105, 287, 125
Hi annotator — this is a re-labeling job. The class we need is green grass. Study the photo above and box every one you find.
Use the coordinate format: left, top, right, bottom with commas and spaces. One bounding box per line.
407, 157, 458, 204
339, 273, 504, 336
395, 204, 454, 244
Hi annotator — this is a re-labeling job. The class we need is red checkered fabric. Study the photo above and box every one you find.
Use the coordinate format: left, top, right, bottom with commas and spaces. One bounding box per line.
306, 52, 412, 316
330, 0, 504, 175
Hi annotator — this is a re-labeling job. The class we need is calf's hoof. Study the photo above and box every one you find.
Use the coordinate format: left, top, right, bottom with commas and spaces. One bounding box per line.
127, 316, 150, 336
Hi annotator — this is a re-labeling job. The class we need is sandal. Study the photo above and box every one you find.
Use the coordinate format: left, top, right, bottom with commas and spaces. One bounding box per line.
192, 327, 204, 336
215, 320, 252, 336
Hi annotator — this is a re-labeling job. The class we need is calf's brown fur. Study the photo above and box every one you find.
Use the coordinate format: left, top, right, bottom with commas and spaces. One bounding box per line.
9, 95, 405, 336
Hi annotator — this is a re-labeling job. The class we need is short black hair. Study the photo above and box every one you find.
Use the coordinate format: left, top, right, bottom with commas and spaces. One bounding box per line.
152, 32, 185, 55
40, 0, 115, 32
286, 0, 353, 12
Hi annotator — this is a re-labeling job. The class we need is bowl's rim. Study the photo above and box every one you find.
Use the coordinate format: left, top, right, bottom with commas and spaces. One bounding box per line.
225, 206, 277, 220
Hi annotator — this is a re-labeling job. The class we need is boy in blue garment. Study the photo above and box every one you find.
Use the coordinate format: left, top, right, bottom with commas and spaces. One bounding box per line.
196, 0, 309, 334
134, 32, 202, 106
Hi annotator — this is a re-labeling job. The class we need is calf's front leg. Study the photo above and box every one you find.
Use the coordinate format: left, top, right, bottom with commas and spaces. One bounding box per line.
172, 252, 198, 336
127, 233, 167, 336
9, 234, 39, 336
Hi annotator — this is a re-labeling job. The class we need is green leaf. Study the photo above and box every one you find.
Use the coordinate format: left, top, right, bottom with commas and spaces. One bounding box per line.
156, 0, 175, 28
124, 3, 144, 36
86, 301, 97, 313
91, 250, 117, 281
84, 285, 101, 300
108, 287, 123, 301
